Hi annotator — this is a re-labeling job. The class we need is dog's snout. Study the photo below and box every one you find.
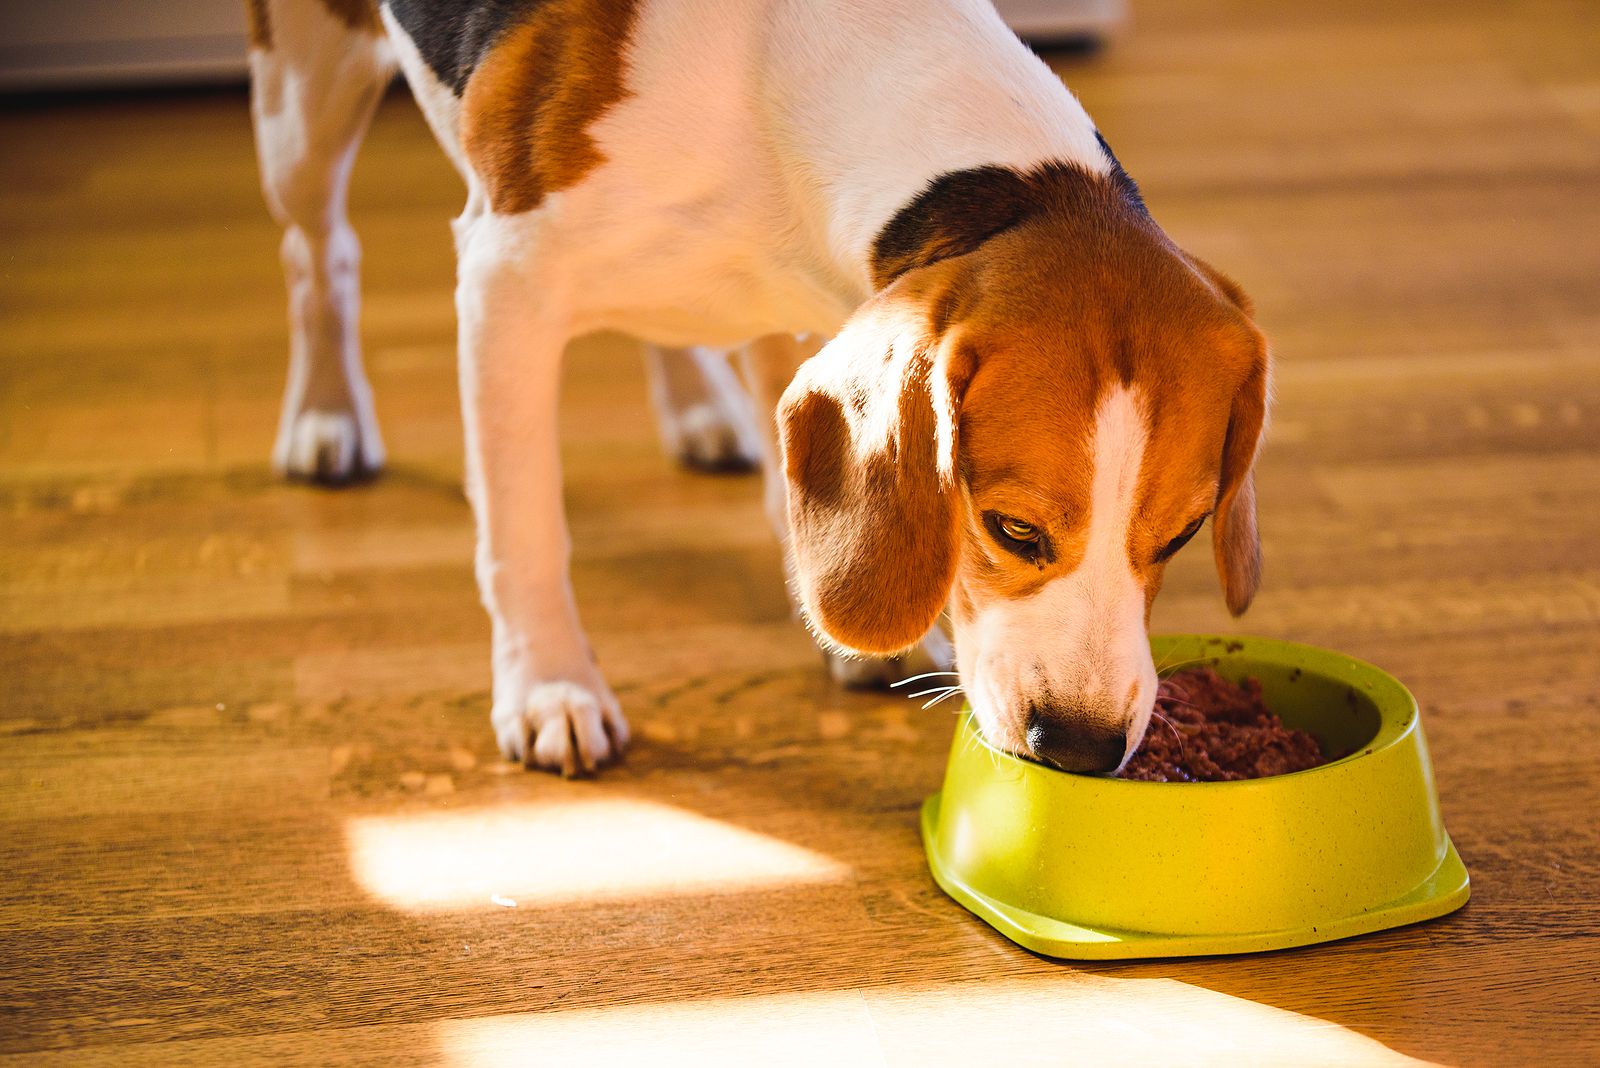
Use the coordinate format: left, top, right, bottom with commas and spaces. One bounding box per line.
1025, 707, 1127, 773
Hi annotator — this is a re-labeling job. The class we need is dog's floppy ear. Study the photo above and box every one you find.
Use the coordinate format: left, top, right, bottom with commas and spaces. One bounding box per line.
1188, 256, 1269, 617
1213, 351, 1267, 615
777, 277, 971, 655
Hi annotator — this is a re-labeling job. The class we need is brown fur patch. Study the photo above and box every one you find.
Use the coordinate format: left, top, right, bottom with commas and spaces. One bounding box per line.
245, 0, 272, 48
246, 0, 379, 50
461, 0, 642, 215
318, 0, 381, 34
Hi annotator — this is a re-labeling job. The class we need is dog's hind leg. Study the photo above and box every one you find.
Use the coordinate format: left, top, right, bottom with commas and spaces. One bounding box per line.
644, 346, 763, 473
247, 0, 394, 484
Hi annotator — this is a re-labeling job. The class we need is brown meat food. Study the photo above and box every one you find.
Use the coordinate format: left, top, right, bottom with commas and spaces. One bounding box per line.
1119, 666, 1326, 782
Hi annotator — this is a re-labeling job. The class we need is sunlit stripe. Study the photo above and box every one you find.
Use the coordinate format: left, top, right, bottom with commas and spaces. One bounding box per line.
345, 798, 850, 911
438, 977, 1434, 1067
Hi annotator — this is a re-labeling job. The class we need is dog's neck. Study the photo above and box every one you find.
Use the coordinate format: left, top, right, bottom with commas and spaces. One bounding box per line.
761, 0, 1111, 304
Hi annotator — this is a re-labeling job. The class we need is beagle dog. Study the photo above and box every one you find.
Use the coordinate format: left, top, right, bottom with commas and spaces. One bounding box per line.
246, 0, 1269, 776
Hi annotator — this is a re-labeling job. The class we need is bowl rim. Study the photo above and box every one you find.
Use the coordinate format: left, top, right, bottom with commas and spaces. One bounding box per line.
958, 633, 1421, 788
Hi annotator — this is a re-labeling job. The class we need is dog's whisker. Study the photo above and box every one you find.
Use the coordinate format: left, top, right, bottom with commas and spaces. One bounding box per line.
904, 686, 961, 699
890, 672, 962, 688
1153, 655, 1211, 677
1150, 708, 1190, 762
921, 688, 967, 710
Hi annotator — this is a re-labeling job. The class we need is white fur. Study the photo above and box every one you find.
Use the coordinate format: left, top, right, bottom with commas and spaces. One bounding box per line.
384, 0, 1108, 349
956, 387, 1159, 766
759, 0, 1109, 287
260, 0, 1110, 770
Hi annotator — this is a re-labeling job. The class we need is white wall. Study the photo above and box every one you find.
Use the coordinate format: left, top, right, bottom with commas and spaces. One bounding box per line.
0, 0, 253, 90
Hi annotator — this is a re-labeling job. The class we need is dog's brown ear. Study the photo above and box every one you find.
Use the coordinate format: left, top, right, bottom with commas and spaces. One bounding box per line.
1213, 355, 1266, 616
1214, 306, 1269, 617
1183, 254, 1269, 616
777, 276, 970, 655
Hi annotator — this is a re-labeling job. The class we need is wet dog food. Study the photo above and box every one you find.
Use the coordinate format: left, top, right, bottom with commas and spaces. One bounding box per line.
1119, 666, 1326, 782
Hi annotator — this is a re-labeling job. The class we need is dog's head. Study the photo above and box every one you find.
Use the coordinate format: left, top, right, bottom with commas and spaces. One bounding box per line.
778, 163, 1269, 772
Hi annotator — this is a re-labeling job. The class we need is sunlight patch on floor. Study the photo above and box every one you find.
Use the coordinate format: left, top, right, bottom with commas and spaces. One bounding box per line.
438, 976, 1437, 1067
345, 797, 850, 911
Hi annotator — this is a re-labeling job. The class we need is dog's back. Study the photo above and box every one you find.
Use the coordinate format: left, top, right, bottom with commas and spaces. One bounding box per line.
249, 0, 1107, 347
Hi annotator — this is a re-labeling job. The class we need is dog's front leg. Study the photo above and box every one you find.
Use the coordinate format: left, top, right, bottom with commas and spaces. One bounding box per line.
737, 334, 955, 687
455, 226, 627, 775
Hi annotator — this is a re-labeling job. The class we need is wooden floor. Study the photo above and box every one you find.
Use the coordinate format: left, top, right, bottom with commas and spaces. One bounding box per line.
3, 1, 1599, 1064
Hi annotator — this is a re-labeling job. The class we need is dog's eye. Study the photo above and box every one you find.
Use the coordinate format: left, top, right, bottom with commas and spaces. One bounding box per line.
1155, 516, 1208, 563
997, 516, 1039, 543
983, 512, 1054, 565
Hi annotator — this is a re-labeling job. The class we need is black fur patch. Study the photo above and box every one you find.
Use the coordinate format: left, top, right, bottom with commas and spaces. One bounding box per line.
869, 155, 1150, 290
385, 0, 539, 94
1094, 130, 1148, 216
870, 166, 1040, 291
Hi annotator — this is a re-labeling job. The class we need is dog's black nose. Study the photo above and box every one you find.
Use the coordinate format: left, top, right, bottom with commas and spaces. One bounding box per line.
1025, 709, 1127, 773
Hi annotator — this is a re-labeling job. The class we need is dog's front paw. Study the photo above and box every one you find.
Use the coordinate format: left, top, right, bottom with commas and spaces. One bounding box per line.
826, 628, 956, 690
492, 679, 631, 777
274, 409, 384, 485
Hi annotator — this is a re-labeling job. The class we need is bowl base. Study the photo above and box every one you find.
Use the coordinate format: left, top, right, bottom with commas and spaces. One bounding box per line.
921, 792, 1470, 960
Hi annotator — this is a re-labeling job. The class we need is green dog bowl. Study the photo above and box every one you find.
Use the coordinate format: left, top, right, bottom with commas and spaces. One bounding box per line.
921, 634, 1469, 959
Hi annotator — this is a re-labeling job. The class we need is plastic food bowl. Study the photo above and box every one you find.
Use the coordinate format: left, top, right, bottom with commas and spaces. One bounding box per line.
920, 634, 1470, 959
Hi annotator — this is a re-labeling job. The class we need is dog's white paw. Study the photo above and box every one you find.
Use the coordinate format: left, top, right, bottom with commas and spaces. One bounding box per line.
492, 680, 631, 777
827, 628, 957, 690
275, 409, 384, 485
670, 402, 760, 473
